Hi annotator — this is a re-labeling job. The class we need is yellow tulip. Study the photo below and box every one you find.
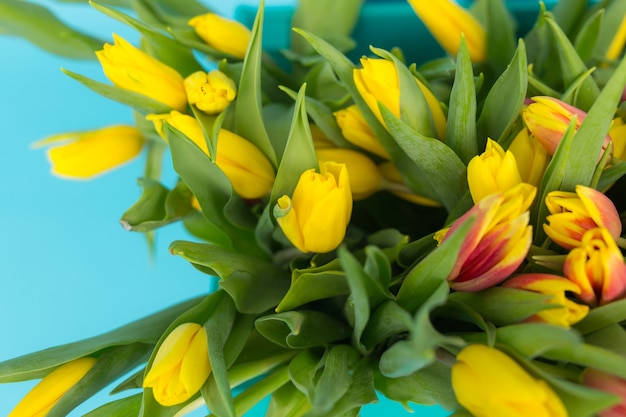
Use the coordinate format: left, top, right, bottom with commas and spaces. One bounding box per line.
96, 34, 187, 111
143, 323, 212, 406
188, 13, 251, 59
33, 125, 145, 180
334, 105, 390, 159
147, 111, 275, 199
353, 58, 447, 139
275, 162, 352, 253
467, 138, 523, 204
605, 15, 626, 61
609, 117, 626, 160
502, 273, 589, 328
9, 357, 96, 417
408, 0, 486, 62
507, 128, 550, 187
378, 162, 441, 207
184, 70, 237, 114
316, 148, 383, 200
452, 344, 567, 417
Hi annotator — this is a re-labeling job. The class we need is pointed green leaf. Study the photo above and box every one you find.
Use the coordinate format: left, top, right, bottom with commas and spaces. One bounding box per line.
484, 0, 517, 72
83, 394, 142, 417
312, 345, 360, 412
255, 311, 352, 348
361, 301, 413, 350
574, 9, 604, 62
575, 298, 626, 335
266, 382, 311, 417
276, 270, 349, 313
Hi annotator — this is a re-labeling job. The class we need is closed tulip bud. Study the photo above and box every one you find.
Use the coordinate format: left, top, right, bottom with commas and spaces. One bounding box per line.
334, 105, 390, 159
184, 70, 237, 114
508, 128, 550, 187
544, 185, 622, 250
188, 13, 251, 59
407, 0, 486, 63
467, 138, 524, 204
33, 125, 145, 180
147, 111, 275, 199
143, 323, 212, 406
564, 227, 626, 306
437, 184, 536, 291
378, 161, 441, 207
522, 96, 611, 157
353, 58, 447, 139
582, 369, 626, 417
8, 357, 97, 417
502, 273, 589, 328
452, 344, 567, 417
96, 34, 187, 111
316, 148, 383, 200
275, 162, 352, 253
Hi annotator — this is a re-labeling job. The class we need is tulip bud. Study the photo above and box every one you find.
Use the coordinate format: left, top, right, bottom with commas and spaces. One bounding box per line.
353, 58, 447, 139
184, 70, 237, 114
437, 185, 536, 291
467, 138, 523, 204
188, 13, 251, 59
378, 161, 441, 207
147, 111, 275, 199
609, 117, 626, 161
334, 105, 390, 159
407, 0, 486, 63
582, 368, 626, 417
502, 273, 589, 328
33, 125, 144, 180
316, 148, 383, 200
508, 128, 550, 187
8, 357, 97, 417
544, 185, 622, 250
452, 344, 567, 417
564, 227, 626, 306
96, 34, 187, 111
275, 162, 352, 253
143, 323, 212, 406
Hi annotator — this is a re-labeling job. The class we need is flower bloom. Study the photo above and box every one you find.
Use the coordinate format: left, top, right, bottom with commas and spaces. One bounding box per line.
563, 227, 626, 306
522, 96, 611, 157
407, 0, 486, 62
316, 148, 383, 200
188, 13, 251, 59
184, 70, 237, 114
33, 125, 145, 180
96, 34, 187, 111
148, 111, 275, 199
378, 162, 440, 207
353, 58, 447, 139
334, 105, 390, 159
508, 128, 550, 187
544, 185, 622, 250
143, 323, 212, 406
502, 273, 589, 328
8, 357, 96, 417
436, 184, 536, 291
275, 162, 352, 253
582, 368, 626, 417
452, 344, 567, 417
467, 138, 524, 204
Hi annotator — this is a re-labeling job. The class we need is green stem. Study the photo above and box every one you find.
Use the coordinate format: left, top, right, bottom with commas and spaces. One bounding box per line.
231, 365, 292, 417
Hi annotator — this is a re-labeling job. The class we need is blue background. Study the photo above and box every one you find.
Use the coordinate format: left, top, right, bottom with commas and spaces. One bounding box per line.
0, 0, 449, 415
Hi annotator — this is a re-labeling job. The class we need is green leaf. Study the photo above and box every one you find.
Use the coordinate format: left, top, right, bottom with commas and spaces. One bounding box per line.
477, 40, 528, 145
235, 0, 278, 167
311, 345, 360, 412
255, 311, 352, 348
573, 9, 604, 62
169, 241, 289, 314
0, 0, 103, 59
266, 382, 311, 417
361, 301, 413, 350
551, 0, 588, 37
484, 0, 517, 72
233, 365, 292, 416
83, 394, 142, 417
592, 0, 626, 60
446, 36, 478, 164
575, 298, 626, 335
276, 270, 349, 313
130, 0, 210, 31
585, 324, 626, 355
62, 69, 172, 115
0, 297, 202, 383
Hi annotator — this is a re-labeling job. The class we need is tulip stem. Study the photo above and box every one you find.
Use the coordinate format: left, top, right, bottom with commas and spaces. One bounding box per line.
435, 348, 457, 367
618, 237, 626, 250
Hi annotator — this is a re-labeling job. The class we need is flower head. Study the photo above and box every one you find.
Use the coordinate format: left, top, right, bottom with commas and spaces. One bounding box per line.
452, 344, 567, 417
33, 125, 145, 180
407, 0, 486, 62
8, 357, 97, 417
502, 273, 589, 328
544, 185, 622, 250
275, 162, 352, 253
582, 368, 626, 417
467, 138, 523, 204
564, 227, 626, 306
188, 13, 251, 59
508, 128, 550, 187
184, 70, 237, 114
143, 323, 212, 406
316, 148, 383, 200
96, 34, 186, 111
334, 105, 390, 159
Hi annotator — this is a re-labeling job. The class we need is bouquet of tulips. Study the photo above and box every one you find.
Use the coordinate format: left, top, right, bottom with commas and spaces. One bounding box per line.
3, 0, 626, 415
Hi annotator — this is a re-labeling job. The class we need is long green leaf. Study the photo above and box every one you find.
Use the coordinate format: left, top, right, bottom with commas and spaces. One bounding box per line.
83, 394, 142, 417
